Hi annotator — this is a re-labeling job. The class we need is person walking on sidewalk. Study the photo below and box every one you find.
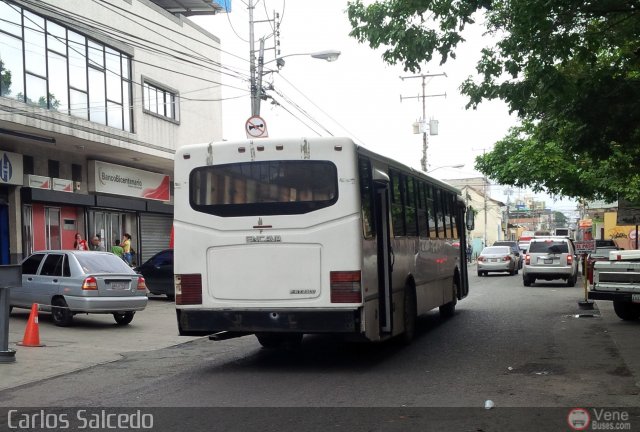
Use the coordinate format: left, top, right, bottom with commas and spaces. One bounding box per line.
122, 233, 133, 266
466, 243, 473, 263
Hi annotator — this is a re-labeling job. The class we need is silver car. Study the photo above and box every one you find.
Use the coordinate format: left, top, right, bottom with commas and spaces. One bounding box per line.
522, 238, 578, 286
10, 251, 148, 326
477, 246, 518, 276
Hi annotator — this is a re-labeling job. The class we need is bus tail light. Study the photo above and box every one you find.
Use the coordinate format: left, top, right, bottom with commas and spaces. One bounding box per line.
82, 277, 98, 290
330, 271, 362, 303
175, 274, 202, 305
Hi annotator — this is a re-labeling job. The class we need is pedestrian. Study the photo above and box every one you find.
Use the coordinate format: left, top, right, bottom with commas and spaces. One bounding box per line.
122, 233, 133, 265
90, 235, 105, 251
466, 243, 473, 263
74, 233, 88, 251
111, 239, 124, 259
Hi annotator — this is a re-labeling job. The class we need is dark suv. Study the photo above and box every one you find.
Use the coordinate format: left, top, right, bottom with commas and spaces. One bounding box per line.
493, 241, 523, 269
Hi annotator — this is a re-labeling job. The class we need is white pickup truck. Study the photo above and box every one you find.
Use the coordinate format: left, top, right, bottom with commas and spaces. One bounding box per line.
589, 250, 640, 320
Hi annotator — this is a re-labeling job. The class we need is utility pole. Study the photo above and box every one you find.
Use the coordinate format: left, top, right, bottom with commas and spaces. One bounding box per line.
248, 0, 281, 116
400, 73, 446, 171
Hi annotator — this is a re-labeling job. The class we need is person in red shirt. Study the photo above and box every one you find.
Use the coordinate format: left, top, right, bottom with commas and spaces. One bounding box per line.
74, 233, 88, 251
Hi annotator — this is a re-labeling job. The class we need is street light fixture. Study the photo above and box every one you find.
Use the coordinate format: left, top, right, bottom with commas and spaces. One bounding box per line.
426, 163, 464, 174
251, 39, 341, 116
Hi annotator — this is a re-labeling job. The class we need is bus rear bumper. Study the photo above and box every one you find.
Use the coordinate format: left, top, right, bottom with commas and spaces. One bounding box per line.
176, 308, 361, 336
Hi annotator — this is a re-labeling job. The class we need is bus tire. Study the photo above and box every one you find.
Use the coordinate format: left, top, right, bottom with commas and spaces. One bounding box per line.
439, 278, 458, 319
400, 285, 417, 345
613, 301, 640, 321
256, 333, 303, 349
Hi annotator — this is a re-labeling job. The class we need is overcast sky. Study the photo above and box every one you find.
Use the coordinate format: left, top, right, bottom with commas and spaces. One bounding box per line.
191, 1, 578, 217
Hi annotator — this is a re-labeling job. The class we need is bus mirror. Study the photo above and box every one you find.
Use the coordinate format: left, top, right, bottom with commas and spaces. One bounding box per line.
466, 206, 475, 231
372, 169, 390, 183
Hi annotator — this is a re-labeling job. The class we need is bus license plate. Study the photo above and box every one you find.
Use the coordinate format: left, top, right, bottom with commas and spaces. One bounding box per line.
632, 294, 640, 303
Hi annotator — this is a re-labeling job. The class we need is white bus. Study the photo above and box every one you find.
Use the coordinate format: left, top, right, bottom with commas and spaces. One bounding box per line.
173, 137, 472, 347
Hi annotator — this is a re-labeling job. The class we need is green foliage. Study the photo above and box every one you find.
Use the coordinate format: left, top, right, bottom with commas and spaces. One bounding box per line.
0, 58, 12, 97
347, 0, 640, 201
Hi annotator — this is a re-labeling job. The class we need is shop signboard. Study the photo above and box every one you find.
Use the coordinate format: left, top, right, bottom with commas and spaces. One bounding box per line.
52, 178, 74, 192
25, 175, 50, 189
88, 161, 170, 202
0, 150, 24, 186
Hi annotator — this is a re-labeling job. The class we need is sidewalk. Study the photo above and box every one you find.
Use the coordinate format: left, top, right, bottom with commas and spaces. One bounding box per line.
0, 297, 199, 391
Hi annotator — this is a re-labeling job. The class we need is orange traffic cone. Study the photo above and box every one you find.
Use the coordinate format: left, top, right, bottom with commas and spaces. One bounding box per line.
18, 303, 44, 347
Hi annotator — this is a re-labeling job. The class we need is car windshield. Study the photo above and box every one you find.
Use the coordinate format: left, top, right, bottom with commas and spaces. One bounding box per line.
76, 254, 135, 274
529, 241, 569, 254
482, 246, 509, 255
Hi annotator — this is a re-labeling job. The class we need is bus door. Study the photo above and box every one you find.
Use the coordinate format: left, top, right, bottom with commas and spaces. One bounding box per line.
374, 179, 393, 334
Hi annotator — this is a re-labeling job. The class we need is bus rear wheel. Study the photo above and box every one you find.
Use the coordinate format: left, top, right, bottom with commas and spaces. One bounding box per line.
255, 333, 303, 349
439, 278, 458, 319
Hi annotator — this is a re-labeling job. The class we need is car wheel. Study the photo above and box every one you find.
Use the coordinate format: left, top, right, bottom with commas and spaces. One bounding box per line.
567, 275, 576, 287
523, 276, 532, 287
439, 278, 458, 319
613, 301, 640, 321
51, 297, 74, 327
256, 333, 303, 349
113, 311, 135, 325
401, 285, 418, 344
477, 270, 482, 277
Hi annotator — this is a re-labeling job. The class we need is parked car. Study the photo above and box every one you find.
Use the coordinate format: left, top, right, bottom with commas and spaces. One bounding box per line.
493, 241, 523, 269
135, 249, 174, 299
523, 237, 578, 286
477, 246, 519, 276
10, 251, 148, 326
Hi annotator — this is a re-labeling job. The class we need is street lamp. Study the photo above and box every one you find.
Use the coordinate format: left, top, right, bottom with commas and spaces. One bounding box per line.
426, 163, 464, 174
251, 38, 341, 116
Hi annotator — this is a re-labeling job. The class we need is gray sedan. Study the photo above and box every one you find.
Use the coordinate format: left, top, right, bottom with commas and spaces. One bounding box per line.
477, 246, 518, 276
10, 250, 148, 326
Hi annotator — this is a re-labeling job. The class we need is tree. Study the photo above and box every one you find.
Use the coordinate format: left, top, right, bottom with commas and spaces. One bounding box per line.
347, 0, 640, 202
0, 58, 12, 97
553, 211, 568, 227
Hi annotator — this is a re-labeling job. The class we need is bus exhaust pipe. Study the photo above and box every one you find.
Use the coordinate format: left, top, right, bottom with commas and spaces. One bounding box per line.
208, 331, 251, 341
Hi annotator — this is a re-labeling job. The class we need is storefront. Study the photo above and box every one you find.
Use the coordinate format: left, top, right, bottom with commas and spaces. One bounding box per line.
18, 159, 172, 263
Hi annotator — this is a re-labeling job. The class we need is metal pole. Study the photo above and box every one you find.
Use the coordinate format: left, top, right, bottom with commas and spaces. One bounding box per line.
254, 38, 265, 116
248, 0, 257, 116
421, 76, 428, 171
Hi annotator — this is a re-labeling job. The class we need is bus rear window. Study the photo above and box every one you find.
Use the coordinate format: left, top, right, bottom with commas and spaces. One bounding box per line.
190, 161, 338, 217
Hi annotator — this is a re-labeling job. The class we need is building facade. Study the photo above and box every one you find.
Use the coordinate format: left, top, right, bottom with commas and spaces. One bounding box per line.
0, 0, 223, 264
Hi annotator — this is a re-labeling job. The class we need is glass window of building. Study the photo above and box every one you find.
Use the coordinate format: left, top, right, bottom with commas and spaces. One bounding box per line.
143, 80, 179, 122
0, 2, 133, 132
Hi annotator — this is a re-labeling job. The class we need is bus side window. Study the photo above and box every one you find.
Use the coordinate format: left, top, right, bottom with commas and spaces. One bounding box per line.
426, 184, 438, 238
405, 176, 417, 236
416, 181, 429, 237
450, 194, 459, 238
390, 170, 405, 237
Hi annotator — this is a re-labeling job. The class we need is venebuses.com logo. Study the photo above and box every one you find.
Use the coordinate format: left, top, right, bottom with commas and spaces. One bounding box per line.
568, 408, 632, 431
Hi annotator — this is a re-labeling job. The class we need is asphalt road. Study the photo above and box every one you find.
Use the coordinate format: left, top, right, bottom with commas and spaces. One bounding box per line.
1, 269, 639, 431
